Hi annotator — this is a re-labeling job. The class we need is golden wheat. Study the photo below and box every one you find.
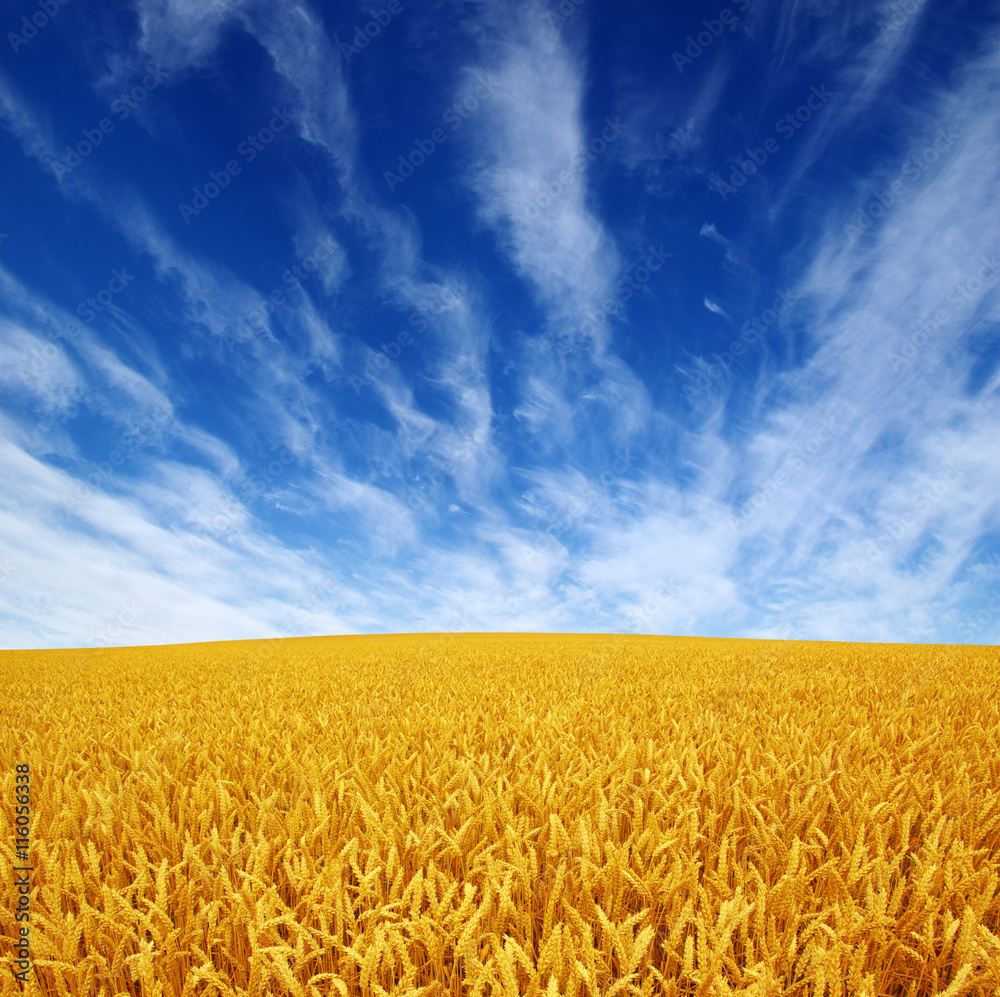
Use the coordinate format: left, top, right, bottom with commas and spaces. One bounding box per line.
1, 634, 999, 996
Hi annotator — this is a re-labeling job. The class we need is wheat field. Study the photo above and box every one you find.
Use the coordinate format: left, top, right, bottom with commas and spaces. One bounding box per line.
1, 633, 999, 996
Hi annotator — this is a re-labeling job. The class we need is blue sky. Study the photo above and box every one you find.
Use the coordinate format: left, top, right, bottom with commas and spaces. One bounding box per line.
1, 0, 998, 649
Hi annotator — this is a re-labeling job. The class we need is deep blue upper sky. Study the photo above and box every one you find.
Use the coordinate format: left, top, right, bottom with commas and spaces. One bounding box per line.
1, 0, 998, 648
